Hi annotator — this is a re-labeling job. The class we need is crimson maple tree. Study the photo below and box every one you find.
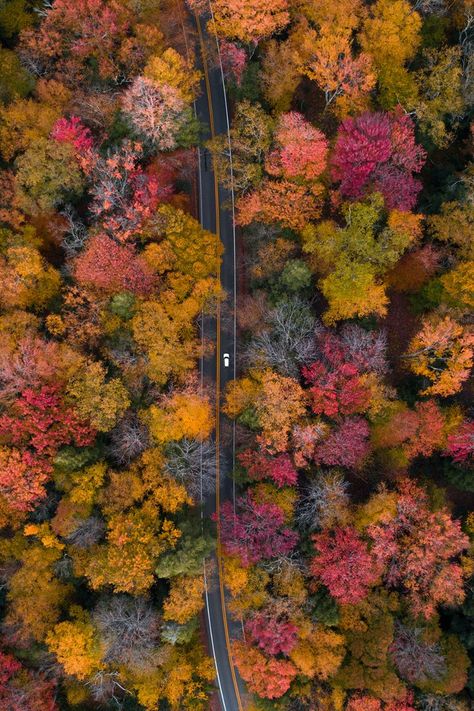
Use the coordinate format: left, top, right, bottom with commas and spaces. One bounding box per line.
311, 526, 379, 604
314, 417, 371, 470
331, 109, 426, 210
219, 492, 298, 566
0, 650, 58, 711
0, 385, 95, 456
245, 609, 298, 655
237, 449, 298, 488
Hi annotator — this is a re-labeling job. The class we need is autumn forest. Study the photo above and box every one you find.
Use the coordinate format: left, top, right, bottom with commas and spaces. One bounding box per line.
0, 0, 472, 709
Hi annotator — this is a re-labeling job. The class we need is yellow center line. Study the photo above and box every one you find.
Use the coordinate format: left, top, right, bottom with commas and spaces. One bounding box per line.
195, 12, 244, 711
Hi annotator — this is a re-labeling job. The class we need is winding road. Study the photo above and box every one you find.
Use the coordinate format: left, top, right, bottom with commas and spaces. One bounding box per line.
193, 9, 247, 711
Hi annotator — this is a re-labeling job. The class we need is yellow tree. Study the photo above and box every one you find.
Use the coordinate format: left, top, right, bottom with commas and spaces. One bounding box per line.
129, 642, 214, 711
163, 574, 205, 623
143, 204, 223, 281
144, 47, 201, 103
5, 541, 71, 642
294, 0, 366, 36
208, 0, 290, 44
0, 79, 71, 161
225, 369, 306, 452
66, 361, 130, 431
46, 606, 104, 680
413, 47, 464, 148
290, 626, 346, 680
260, 38, 302, 112
304, 32, 376, 115
76, 503, 180, 594
404, 314, 474, 396
147, 388, 213, 444
0, 245, 60, 310
360, 0, 421, 108
207, 99, 273, 194
132, 299, 201, 385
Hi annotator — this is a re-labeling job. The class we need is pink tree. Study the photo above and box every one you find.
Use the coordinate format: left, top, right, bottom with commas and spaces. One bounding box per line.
314, 417, 370, 470
368, 480, 469, 618
445, 420, 474, 463
0, 650, 58, 711
311, 526, 379, 604
218, 492, 298, 566
89, 141, 173, 242
51, 116, 93, 153
219, 40, 247, 85
266, 112, 328, 183
331, 110, 426, 210
74, 233, 156, 295
320, 325, 389, 376
121, 77, 189, 151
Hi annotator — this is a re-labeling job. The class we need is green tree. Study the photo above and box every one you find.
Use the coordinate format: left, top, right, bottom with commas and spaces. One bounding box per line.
155, 522, 214, 578
0, 48, 34, 104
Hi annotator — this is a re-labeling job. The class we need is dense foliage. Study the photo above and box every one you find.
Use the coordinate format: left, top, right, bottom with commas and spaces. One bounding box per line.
0, 0, 219, 708
0, 0, 473, 709
198, 0, 473, 709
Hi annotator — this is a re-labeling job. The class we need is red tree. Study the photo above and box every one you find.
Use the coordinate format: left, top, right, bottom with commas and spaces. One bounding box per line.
445, 420, 474, 463
245, 610, 298, 655
320, 325, 389, 376
74, 233, 156, 295
51, 116, 93, 153
368, 480, 469, 618
331, 110, 426, 210
314, 417, 370, 469
0, 448, 51, 512
303, 361, 371, 418
218, 492, 298, 566
237, 449, 298, 487
0, 386, 95, 456
19, 0, 131, 84
311, 526, 379, 604
0, 650, 58, 711
233, 641, 297, 699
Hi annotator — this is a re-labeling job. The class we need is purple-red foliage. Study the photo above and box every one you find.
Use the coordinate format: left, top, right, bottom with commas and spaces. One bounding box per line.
218, 492, 298, 566
219, 40, 247, 86
89, 141, 173, 242
331, 110, 426, 211
314, 417, 370, 469
319, 326, 388, 376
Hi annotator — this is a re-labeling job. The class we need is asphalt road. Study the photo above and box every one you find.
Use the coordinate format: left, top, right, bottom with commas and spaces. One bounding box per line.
194, 12, 247, 711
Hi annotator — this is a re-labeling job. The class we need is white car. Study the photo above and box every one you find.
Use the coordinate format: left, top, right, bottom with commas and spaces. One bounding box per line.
223, 353, 230, 367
